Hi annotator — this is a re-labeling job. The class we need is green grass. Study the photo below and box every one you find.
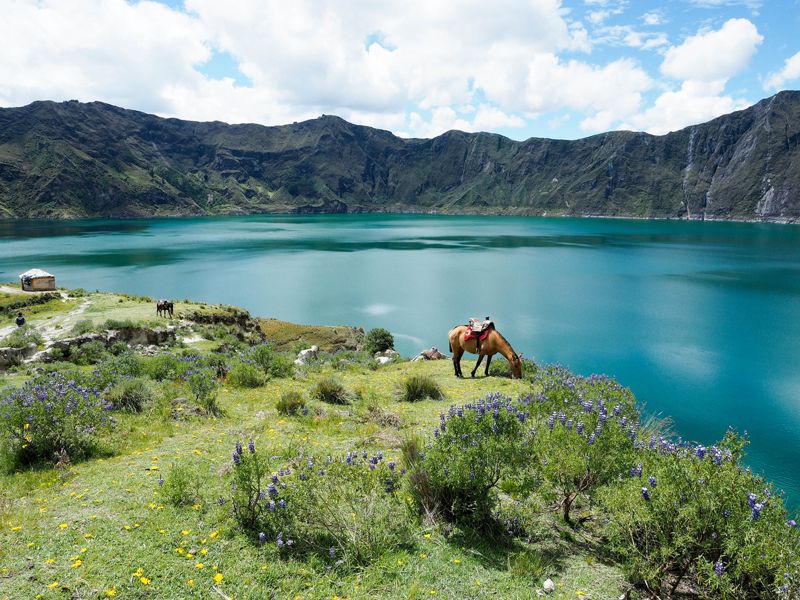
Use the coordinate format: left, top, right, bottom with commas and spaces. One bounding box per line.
0, 357, 635, 599
0, 290, 637, 599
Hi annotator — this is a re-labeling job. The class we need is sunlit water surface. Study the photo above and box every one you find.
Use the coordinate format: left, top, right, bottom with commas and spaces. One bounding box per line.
1, 215, 798, 507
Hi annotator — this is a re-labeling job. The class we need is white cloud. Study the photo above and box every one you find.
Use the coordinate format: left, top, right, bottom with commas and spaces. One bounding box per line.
661, 18, 763, 82
0, 0, 208, 113
764, 51, 800, 90
621, 19, 762, 135
641, 11, 664, 25
622, 80, 748, 134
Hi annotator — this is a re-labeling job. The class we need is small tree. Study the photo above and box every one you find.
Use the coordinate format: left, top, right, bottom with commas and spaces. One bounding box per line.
364, 328, 394, 354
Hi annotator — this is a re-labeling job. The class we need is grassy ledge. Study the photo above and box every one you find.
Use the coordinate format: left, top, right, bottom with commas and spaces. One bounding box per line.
0, 289, 797, 600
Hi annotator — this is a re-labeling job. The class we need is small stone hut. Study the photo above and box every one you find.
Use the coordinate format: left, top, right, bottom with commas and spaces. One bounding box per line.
19, 268, 56, 292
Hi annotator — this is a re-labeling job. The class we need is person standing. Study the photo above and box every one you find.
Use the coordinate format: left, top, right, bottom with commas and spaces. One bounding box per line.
15, 312, 25, 327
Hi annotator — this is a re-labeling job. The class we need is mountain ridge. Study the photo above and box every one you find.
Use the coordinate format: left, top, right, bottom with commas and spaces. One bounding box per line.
0, 91, 798, 221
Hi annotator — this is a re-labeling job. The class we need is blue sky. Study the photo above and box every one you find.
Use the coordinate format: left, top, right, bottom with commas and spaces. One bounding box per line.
1, 0, 799, 140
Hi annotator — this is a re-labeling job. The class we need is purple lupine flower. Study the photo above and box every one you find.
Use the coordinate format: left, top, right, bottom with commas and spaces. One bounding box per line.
248, 440, 255, 454
158, 476, 164, 486
748, 493, 758, 508
279, 499, 286, 509
286, 539, 294, 547
648, 475, 656, 488
388, 461, 396, 472
588, 432, 596, 446
329, 546, 336, 559
276, 532, 284, 548
258, 532, 267, 544
232, 452, 241, 465
714, 559, 724, 576
752, 502, 764, 520
786, 520, 797, 527
267, 484, 278, 497
271, 474, 279, 484
695, 445, 706, 459
235, 441, 243, 456
641, 487, 650, 501
268, 500, 276, 512
577, 422, 584, 435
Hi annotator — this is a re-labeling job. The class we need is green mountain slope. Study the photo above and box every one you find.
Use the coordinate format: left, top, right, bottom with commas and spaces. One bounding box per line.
1, 91, 798, 220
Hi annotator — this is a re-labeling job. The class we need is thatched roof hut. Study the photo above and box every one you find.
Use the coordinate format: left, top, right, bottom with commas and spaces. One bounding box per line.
19, 268, 56, 292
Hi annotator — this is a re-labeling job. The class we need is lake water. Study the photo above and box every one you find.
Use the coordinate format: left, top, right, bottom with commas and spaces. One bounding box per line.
1, 215, 799, 507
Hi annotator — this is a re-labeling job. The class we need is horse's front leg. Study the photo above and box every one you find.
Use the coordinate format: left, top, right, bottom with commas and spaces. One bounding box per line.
452, 355, 462, 378
471, 354, 484, 378
484, 354, 493, 376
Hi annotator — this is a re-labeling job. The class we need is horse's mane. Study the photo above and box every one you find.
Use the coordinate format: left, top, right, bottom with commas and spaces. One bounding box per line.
492, 329, 518, 360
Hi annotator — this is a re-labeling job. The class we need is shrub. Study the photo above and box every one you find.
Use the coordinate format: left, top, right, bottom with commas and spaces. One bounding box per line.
276, 390, 306, 416
0, 372, 111, 468
310, 377, 350, 405
160, 462, 203, 507
400, 375, 444, 402
531, 371, 638, 523
183, 366, 221, 415
71, 319, 96, 336
107, 377, 154, 412
92, 352, 145, 389
227, 362, 266, 388
364, 328, 394, 354
68, 340, 108, 365
142, 354, 182, 381
411, 394, 535, 529
598, 430, 800, 598
229, 441, 414, 564
246, 344, 295, 378
1, 325, 44, 349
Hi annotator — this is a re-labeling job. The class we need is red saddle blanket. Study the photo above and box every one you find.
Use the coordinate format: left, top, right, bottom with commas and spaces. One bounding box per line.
463, 328, 491, 342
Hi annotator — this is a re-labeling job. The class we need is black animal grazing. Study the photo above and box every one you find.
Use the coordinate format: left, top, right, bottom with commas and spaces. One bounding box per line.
156, 299, 174, 318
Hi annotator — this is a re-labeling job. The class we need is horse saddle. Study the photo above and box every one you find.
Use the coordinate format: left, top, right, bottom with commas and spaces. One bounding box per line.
464, 317, 493, 341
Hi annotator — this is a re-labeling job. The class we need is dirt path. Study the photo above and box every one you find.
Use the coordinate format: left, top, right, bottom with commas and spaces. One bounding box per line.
1, 297, 93, 358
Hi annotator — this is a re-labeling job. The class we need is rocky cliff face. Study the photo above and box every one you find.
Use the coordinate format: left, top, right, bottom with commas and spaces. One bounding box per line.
0, 92, 798, 221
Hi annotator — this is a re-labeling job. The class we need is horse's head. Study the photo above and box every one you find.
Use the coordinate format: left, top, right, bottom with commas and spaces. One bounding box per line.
510, 353, 523, 379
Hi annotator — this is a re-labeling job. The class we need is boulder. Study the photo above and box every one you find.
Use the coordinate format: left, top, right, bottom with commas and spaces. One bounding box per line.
294, 345, 319, 365
411, 347, 449, 361
543, 579, 555, 594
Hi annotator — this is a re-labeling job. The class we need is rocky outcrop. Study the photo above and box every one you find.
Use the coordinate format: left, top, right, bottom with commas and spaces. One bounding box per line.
1, 92, 799, 221
41, 327, 176, 361
0, 343, 37, 367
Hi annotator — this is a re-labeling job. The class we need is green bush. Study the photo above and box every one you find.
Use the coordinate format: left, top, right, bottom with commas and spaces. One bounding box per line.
276, 390, 306, 416
227, 362, 266, 388
71, 319, 96, 336
411, 394, 535, 529
183, 366, 221, 415
245, 344, 295, 378
107, 377, 154, 412
0, 372, 111, 468
160, 462, 203, 507
68, 340, 109, 365
230, 441, 413, 564
310, 377, 350, 405
92, 352, 145, 389
598, 430, 800, 598
142, 354, 183, 381
364, 328, 394, 354
400, 375, 444, 402
1, 325, 44, 349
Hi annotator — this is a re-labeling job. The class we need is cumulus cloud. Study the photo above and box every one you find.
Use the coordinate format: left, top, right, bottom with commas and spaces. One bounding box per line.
661, 18, 762, 82
764, 51, 800, 91
622, 19, 762, 135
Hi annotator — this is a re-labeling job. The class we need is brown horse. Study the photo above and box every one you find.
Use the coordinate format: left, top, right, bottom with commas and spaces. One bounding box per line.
448, 325, 522, 379
156, 299, 174, 318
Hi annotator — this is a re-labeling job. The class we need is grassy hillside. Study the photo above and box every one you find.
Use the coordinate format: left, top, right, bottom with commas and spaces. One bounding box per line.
1, 92, 799, 221
0, 291, 797, 599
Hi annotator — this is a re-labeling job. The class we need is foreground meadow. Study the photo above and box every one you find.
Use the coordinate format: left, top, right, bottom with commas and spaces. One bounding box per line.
0, 291, 797, 599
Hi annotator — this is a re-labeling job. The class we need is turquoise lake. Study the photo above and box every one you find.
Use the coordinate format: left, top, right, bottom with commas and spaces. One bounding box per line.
1, 214, 799, 507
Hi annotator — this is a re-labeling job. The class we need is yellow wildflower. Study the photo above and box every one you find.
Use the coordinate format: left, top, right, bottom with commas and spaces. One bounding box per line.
201, 548, 208, 556
452, 559, 461, 564
187, 579, 195, 587
47, 582, 59, 590
181, 529, 190, 536
58, 523, 68, 529
11, 526, 21, 532
195, 563, 204, 569
105, 588, 117, 597
140, 576, 150, 585
209, 530, 219, 539
214, 573, 223, 584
